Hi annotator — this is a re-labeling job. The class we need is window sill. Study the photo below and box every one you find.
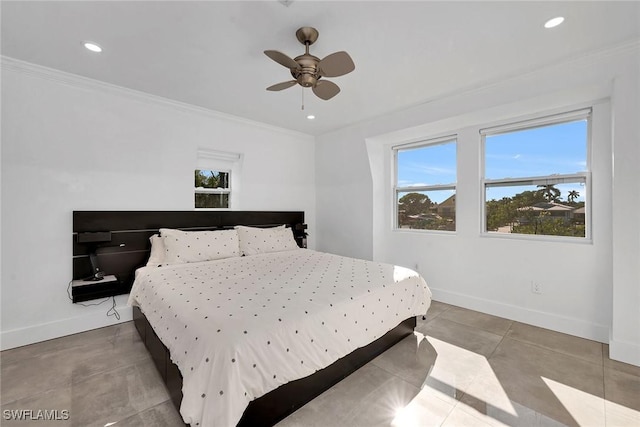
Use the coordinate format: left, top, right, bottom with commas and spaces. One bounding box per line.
480, 231, 592, 244
393, 228, 457, 236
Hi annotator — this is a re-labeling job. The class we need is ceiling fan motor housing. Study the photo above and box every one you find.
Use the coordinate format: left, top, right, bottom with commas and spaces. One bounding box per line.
291, 54, 321, 87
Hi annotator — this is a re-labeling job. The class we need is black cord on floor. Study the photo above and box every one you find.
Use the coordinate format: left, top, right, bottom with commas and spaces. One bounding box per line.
67, 280, 120, 320
106, 296, 120, 320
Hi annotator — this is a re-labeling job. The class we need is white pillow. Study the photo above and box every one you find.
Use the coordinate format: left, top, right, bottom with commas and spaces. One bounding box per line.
146, 234, 165, 267
235, 225, 299, 256
159, 228, 240, 265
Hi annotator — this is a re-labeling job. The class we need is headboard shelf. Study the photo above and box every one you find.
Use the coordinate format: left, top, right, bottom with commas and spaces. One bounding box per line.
72, 210, 306, 302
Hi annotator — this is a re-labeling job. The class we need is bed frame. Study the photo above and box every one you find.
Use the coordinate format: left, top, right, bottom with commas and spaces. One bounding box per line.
73, 210, 416, 426
134, 307, 415, 426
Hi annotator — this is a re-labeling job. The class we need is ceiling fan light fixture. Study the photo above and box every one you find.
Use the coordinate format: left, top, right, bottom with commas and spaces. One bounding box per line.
544, 16, 564, 29
83, 41, 102, 53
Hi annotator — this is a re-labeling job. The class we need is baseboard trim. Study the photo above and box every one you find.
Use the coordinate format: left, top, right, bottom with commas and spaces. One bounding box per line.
1, 306, 133, 351
430, 287, 610, 343
609, 339, 640, 367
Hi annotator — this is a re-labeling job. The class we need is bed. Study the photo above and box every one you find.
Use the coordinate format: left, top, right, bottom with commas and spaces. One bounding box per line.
72, 211, 431, 427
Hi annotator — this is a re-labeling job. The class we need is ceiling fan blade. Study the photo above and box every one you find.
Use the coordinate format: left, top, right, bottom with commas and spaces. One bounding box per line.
312, 80, 340, 100
266, 80, 298, 91
264, 50, 300, 70
318, 51, 355, 77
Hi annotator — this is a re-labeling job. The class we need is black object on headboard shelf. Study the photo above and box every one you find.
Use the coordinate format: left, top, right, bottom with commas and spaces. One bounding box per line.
72, 211, 306, 303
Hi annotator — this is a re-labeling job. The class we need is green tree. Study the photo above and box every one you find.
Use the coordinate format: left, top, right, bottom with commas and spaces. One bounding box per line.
486, 197, 516, 231
486, 188, 585, 237
195, 170, 207, 187
512, 190, 546, 206
567, 190, 580, 204
195, 170, 228, 189
398, 192, 432, 216
536, 185, 561, 202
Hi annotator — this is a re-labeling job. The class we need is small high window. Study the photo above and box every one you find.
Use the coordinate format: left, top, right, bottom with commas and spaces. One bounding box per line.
195, 169, 230, 209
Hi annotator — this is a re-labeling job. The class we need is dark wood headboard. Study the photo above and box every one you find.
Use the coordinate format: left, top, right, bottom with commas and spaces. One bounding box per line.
72, 211, 306, 302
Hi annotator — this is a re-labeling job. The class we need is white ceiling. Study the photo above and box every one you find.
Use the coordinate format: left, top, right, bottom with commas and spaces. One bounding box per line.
2, 1, 639, 136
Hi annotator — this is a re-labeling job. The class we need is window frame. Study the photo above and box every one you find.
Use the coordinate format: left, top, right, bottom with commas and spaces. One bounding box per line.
480, 108, 592, 241
393, 135, 458, 232
195, 148, 242, 211
194, 169, 232, 210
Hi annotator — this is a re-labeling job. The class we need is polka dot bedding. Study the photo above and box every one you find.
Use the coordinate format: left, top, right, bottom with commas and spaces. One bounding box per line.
128, 248, 431, 427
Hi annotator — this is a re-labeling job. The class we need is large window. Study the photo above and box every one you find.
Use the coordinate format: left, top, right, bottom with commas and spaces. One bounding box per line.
482, 109, 590, 238
394, 137, 457, 231
195, 169, 230, 209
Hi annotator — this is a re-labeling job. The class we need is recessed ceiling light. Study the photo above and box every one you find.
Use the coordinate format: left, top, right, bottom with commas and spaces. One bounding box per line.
83, 41, 102, 53
306, 115, 315, 120
544, 17, 564, 29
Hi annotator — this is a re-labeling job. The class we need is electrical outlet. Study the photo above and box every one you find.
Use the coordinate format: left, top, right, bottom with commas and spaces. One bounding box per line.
531, 281, 543, 294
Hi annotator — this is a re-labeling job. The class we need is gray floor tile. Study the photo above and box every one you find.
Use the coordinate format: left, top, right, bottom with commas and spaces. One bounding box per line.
278, 362, 419, 426
1, 326, 150, 405
421, 300, 453, 323
438, 306, 513, 336
294, 361, 455, 427
457, 371, 578, 427
114, 400, 184, 427
1, 359, 169, 427
280, 374, 451, 427
605, 400, 640, 427
416, 316, 504, 358
506, 321, 603, 365
603, 345, 640, 378
370, 334, 436, 390
3, 303, 639, 427
604, 366, 640, 412
0, 322, 138, 367
463, 337, 606, 426
387, 387, 455, 427
372, 331, 495, 404
442, 405, 496, 427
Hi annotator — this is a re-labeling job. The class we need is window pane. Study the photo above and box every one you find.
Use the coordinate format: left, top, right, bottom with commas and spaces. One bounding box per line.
397, 141, 456, 187
485, 120, 587, 179
195, 193, 229, 209
485, 182, 585, 237
397, 190, 456, 231
195, 170, 229, 189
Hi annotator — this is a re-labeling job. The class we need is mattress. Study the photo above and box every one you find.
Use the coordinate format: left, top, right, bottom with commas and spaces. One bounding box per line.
128, 249, 431, 426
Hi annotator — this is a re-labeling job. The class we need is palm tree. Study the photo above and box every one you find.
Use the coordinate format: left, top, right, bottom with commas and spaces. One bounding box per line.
567, 190, 580, 203
536, 185, 561, 202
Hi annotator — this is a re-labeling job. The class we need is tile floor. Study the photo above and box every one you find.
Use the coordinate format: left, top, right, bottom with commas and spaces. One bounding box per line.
1, 301, 639, 426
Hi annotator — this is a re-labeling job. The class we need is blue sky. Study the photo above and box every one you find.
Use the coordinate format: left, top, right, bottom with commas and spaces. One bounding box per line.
397, 119, 587, 203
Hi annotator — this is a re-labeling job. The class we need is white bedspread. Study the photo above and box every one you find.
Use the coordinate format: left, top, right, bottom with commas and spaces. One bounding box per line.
128, 249, 431, 427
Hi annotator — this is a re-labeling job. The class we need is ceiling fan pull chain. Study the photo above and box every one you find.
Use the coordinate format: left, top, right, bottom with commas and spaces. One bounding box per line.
301, 87, 305, 111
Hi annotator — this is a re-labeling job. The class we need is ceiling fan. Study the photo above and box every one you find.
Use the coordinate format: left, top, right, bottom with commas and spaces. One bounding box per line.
264, 27, 355, 101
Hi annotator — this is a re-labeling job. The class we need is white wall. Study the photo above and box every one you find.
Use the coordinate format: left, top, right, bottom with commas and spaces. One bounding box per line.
610, 56, 640, 365
316, 42, 640, 366
1, 58, 316, 350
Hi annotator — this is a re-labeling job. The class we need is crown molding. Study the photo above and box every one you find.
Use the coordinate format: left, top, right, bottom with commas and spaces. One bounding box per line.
1, 56, 313, 140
